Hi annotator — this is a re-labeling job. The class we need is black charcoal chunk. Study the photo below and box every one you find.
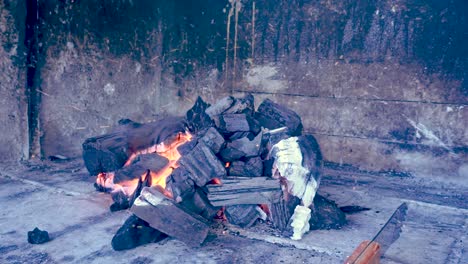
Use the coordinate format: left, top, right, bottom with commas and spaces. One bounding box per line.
309, 194, 347, 230
218, 114, 260, 135
179, 188, 219, 220
224, 94, 255, 115
229, 157, 264, 177
186, 96, 214, 133
205, 96, 235, 118
229, 131, 253, 141
199, 127, 225, 154
111, 215, 167, 251
227, 131, 263, 158
28, 228, 50, 244
179, 142, 227, 187
255, 99, 303, 136
166, 167, 195, 202
110, 190, 130, 212
225, 205, 262, 228
219, 147, 246, 162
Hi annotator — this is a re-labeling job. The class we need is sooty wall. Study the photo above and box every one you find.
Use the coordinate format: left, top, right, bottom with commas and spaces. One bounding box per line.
1, 0, 467, 179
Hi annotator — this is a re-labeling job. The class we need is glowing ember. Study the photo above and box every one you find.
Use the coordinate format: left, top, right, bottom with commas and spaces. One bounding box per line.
96, 131, 192, 197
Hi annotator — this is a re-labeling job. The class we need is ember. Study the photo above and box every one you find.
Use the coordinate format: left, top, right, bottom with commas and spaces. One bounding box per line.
82, 95, 345, 250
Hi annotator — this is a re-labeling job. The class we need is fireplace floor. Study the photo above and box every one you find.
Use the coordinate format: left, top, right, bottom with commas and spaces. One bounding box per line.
0, 159, 466, 264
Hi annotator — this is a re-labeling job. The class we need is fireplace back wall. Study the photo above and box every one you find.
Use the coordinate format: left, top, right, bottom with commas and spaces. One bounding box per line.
1, 0, 467, 179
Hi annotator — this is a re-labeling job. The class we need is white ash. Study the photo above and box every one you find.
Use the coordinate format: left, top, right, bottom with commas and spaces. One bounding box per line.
290, 205, 311, 240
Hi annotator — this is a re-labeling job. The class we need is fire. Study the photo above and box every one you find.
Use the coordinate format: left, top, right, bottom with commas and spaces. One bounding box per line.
96, 132, 192, 198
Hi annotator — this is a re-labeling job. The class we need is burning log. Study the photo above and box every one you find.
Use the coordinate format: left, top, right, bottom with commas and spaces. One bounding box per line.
207, 177, 282, 206
225, 205, 266, 228
111, 214, 167, 251
228, 157, 264, 177
131, 187, 210, 246
82, 117, 187, 175
255, 98, 303, 136
113, 154, 168, 183
179, 141, 227, 187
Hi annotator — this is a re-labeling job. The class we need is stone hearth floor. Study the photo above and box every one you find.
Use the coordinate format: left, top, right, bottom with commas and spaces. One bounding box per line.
0, 159, 466, 264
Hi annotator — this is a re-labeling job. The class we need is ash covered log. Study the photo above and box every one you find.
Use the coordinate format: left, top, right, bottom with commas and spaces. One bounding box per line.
207, 177, 282, 206
225, 205, 266, 228
186, 96, 214, 133
255, 99, 303, 136
179, 141, 226, 187
228, 157, 263, 177
111, 214, 167, 251
131, 187, 210, 246
113, 154, 168, 183
82, 117, 187, 175
218, 113, 260, 135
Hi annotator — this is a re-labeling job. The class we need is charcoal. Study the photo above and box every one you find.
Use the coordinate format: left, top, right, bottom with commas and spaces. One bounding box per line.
218, 114, 260, 135
177, 138, 198, 156
110, 190, 130, 212
179, 142, 226, 187
229, 157, 263, 177
205, 96, 235, 119
82, 117, 186, 176
226, 130, 264, 158
268, 194, 301, 232
264, 126, 291, 147
229, 131, 253, 141
223, 94, 255, 115
166, 167, 195, 202
27, 227, 50, 244
186, 96, 214, 133
179, 188, 219, 220
207, 177, 282, 206
225, 205, 263, 228
219, 147, 246, 162
131, 187, 210, 246
111, 214, 167, 251
309, 194, 347, 230
199, 127, 225, 154
339, 205, 371, 214
114, 154, 169, 183
255, 98, 303, 136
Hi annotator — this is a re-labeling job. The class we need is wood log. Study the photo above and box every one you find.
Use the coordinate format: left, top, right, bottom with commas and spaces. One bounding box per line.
82, 117, 186, 175
268, 194, 301, 231
179, 141, 226, 187
113, 154, 169, 183
207, 177, 282, 206
225, 205, 264, 228
131, 187, 210, 246
255, 98, 303, 136
199, 127, 225, 154
228, 157, 264, 177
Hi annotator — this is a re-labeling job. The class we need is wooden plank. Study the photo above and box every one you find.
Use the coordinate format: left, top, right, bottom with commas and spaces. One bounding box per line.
207, 177, 282, 206
130, 187, 209, 246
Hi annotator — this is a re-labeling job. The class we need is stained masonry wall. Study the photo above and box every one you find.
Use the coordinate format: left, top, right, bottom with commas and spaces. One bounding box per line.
1, 0, 467, 179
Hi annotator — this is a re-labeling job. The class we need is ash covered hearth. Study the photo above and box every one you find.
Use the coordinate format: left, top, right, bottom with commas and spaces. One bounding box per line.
82, 95, 346, 250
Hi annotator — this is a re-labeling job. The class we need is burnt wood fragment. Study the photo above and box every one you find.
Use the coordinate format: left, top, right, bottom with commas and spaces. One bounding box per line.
223, 94, 255, 115
110, 190, 130, 212
218, 114, 260, 135
207, 177, 282, 206
199, 127, 225, 154
166, 167, 195, 202
255, 99, 303, 136
27, 227, 50, 244
205, 96, 235, 120
225, 205, 263, 228
268, 194, 301, 231
179, 142, 226, 187
219, 147, 246, 162
309, 194, 347, 230
229, 157, 263, 177
229, 131, 253, 141
179, 188, 219, 221
131, 187, 210, 246
82, 117, 187, 176
186, 96, 214, 133
111, 214, 167, 251
226, 130, 264, 158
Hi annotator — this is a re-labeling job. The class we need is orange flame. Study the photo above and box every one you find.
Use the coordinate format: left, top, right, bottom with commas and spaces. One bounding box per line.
96, 131, 192, 198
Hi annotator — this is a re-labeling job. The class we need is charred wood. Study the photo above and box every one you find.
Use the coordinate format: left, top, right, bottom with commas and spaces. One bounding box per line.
186, 96, 214, 133
255, 98, 303, 136
309, 194, 347, 230
207, 177, 282, 206
131, 187, 210, 246
179, 188, 219, 221
218, 114, 260, 135
166, 167, 195, 203
113, 154, 168, 183
268, 194, 301, 231
179, 141, 226, 187
225, 205, 264, 228
228, 157, 263, 177
111, 214, 167, 251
